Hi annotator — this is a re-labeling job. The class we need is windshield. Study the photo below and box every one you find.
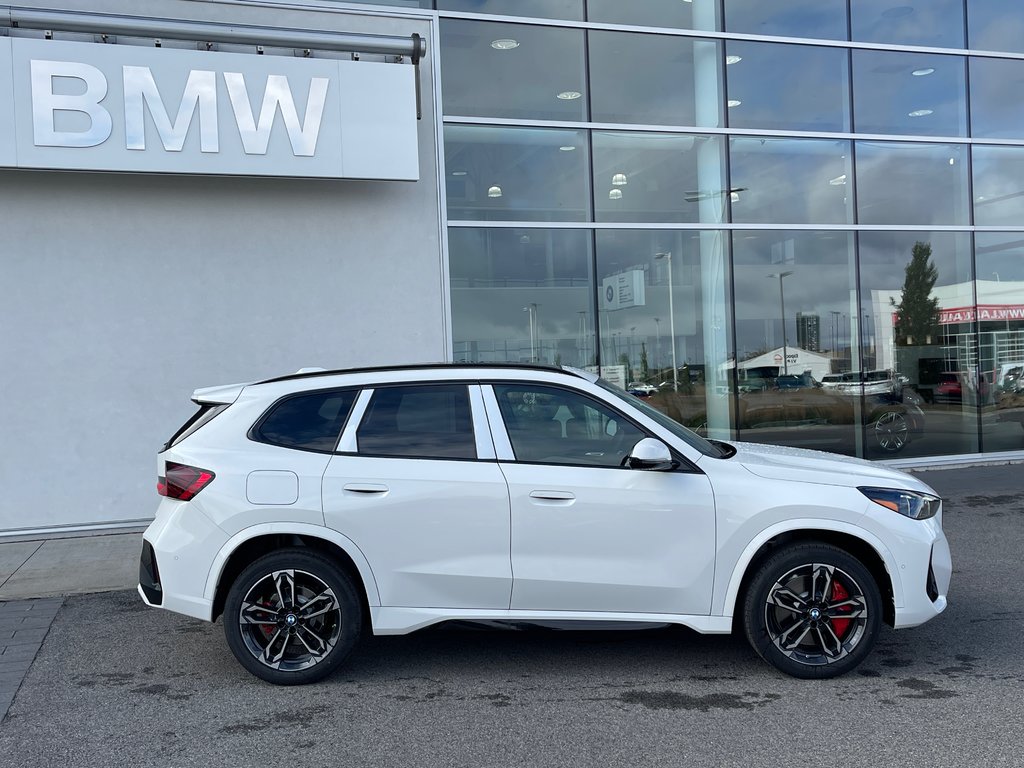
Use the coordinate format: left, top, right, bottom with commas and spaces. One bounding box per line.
596, 379, 726, 458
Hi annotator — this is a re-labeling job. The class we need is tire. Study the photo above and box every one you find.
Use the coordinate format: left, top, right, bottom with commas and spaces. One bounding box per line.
742, 543, 882, 679
224, 548, 362, 685
873, 410, 909, 453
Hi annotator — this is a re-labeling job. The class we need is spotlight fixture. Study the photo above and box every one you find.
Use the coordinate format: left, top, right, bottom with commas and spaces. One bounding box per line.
611, 173, 628, 186
488, 185, 503, 198
557, 91, 582, 100
609, 189, 623, 200
490, 39, 519, 50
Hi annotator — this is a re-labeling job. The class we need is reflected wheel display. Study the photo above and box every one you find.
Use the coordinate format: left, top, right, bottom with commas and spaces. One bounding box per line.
874, 411, 909, 453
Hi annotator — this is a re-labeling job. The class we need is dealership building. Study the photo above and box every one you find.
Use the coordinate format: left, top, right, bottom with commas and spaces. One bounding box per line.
2, 0, 1023, 536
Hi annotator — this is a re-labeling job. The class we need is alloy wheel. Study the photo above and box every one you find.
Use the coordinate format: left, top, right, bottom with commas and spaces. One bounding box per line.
874, 411, 909, 452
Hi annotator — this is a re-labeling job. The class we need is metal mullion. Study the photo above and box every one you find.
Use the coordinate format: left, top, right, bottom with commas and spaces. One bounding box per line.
446, 220, 982, 231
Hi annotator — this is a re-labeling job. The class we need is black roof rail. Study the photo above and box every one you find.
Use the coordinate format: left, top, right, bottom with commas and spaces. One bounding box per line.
257, 361, 582, 385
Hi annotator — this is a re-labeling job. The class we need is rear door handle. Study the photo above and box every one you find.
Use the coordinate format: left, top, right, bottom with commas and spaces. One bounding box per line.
343, 483, 389, 494
529, 490, 576, 502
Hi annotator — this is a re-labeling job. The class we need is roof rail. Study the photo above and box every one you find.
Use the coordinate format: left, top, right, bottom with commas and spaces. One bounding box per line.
257, 361, 583, 385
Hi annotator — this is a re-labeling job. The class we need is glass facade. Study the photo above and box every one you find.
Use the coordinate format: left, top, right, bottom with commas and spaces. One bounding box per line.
372, 0, 1024, 460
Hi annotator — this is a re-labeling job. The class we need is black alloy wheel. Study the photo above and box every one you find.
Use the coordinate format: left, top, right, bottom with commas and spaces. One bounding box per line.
224, 549, 361, 685
742, 543, 882, 679
873, 411, 910, 453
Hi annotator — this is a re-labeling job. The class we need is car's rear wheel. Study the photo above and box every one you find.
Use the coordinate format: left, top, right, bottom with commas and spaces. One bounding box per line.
873, 411, 909, 453
742, 543, 882, 679
224, 549, 361, 685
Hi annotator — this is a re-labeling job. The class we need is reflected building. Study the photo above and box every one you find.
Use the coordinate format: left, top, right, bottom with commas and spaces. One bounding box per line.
363, 0, 1024, 461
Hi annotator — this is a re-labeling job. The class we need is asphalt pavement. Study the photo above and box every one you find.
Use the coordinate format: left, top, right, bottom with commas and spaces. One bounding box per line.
0, 463, 1020, 767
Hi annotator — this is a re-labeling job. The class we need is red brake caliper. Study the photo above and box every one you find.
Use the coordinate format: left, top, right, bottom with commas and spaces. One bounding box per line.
831, 581, 852, 638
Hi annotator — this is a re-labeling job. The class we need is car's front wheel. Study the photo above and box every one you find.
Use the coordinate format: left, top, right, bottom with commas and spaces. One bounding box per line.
224, 549, 361, 685
742, 543, 882, 679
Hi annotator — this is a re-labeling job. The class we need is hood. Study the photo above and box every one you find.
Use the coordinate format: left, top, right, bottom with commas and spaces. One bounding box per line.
719, 441, 939, 495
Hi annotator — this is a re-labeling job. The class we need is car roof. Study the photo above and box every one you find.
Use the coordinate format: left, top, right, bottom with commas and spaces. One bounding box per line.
257, 362, 592, 386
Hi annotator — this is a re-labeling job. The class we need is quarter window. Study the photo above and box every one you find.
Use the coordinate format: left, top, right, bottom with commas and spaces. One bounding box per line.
357, 384, 476, 459
253, 390, 357, 452
492, 384, 646, 467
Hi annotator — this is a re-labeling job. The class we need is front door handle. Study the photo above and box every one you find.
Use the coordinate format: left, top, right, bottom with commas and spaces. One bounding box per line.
529, 490, 576, 502
343, 483, 389, 494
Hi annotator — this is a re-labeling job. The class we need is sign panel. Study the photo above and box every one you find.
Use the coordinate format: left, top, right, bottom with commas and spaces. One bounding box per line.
0, 38, 14, 168
602, 270, 646, 311
2, 37, 418, 180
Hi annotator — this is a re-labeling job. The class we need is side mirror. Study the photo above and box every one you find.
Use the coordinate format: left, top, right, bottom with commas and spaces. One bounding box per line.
627, 438, 675, 471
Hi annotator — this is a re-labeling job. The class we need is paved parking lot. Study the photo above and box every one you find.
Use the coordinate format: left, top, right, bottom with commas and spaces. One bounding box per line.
0, 465, 1020, 767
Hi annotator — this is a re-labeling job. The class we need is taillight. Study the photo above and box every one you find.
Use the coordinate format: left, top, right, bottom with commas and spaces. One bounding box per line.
158, 462, 215, 500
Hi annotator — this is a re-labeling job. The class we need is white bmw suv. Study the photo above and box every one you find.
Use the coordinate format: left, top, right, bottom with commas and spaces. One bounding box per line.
139, 364, 950, 685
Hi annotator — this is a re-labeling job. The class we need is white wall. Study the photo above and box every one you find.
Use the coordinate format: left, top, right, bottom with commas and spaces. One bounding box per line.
0, 1, 443, 533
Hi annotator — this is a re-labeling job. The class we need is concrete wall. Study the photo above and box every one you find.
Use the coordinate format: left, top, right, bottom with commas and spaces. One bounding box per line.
0, 1, 444, 533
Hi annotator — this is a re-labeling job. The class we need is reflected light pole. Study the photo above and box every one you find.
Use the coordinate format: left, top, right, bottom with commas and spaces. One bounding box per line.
767, 271, 794, 375
655, 253, 678, 391
653, 317, 661, 373
522, 303, 538, 362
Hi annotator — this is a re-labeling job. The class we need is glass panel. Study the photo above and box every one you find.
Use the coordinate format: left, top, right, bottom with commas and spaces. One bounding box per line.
444, 125, 590, 221
726, 41, 850, 133
968, 0, 1024, 53
729, 137, 853, 224
732, 231, 861, 456
970, 58, 1024, 140
852, 51, 967, 137
592, 132, 725, 223
589, 31, 722, 128
450, 228, 594, 366
492, 383, 647, 467
587, 0, 719, 31
256, 390, 357, 452
851, 0, 965, 48
437, 0, 584, 21
350, 0, 432, 7
594, 230, 734, 441
858, 231, 978, 458
440, 20, 586, 120
855, 141, 969, 225
723, 0, 848, 40
975, 234, 1024, 452
357, 385, 477, 459
973, 146, 1024, 227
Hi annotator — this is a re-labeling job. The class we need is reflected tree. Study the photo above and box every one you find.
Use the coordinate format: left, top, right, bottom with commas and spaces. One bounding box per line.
892, 241, 941, 346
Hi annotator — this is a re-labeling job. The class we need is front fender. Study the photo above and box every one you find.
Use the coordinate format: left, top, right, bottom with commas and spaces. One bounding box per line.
203, 522, 382, 607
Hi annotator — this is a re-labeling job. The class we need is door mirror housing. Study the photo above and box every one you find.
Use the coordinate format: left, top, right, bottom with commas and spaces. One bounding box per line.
627, 438, 675, 471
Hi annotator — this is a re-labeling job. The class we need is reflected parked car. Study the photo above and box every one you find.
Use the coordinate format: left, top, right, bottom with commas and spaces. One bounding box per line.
934, 373, 962, 404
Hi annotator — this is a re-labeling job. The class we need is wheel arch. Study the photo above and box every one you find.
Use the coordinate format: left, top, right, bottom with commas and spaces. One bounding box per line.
205, 524, 381, 622
720, 521, 899, 629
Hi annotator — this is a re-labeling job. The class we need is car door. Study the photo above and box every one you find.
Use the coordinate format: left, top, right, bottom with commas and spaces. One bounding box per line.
483, 381, 716, 616
321, 382, 511, 609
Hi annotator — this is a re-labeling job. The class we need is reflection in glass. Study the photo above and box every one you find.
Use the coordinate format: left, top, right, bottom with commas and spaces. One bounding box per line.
974, 234, 1024, 452
855, 142, 969, 226
723, 0, 847, 40
440, 21, 586, 120
969, 57, 1024, 140
444, 125, 590, 221
589, 32, 721, 128
732, 231, 861, 455
851, 0, 965, 48
592, 132, 726, 223
729, 137, 853, 224
436, 0, 584, 20
858, 231, 977, 458
973, 146, 1024, 227
726, 41, 850, 133
449, 228, 593, 365
968, 0, 1024, 53
587, 0, 719, 31
595, 230, 733, 440
852, 51, 966, 137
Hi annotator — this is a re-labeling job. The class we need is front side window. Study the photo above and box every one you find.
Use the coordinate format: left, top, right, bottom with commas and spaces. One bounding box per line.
253, 390, 357, 452
357, 384, 476, 460
492, 384, 646, 467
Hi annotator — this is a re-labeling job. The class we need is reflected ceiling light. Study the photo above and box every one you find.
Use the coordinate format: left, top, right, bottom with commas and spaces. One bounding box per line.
611, 172, 628, 186
726, 55, 743, 65
609, 189, 623, 200
727, 99, 742, 108
730, 191, 740, 202
490, 39, 519, 50
559, 145, 577, 151
487, 185, 503, 198
519, 235, 531, 244
451, 170, 467, 176
682, 0, 692, 3
557, 90, 582, 100
912, 67, 935, 76
908, 108, 933, 117
949, 157, 956, 165
829, 174, 848, 186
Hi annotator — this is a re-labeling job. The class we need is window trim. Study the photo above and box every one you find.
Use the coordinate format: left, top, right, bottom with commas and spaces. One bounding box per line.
247, 387, 360, 455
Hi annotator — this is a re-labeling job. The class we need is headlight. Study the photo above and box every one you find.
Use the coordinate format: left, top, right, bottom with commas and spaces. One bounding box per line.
859, 487, 941, 520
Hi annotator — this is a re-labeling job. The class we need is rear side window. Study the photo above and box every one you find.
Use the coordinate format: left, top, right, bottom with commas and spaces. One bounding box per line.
162, 404, 227, 451
252, 389, 357, 452
357, 384, 476, 459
